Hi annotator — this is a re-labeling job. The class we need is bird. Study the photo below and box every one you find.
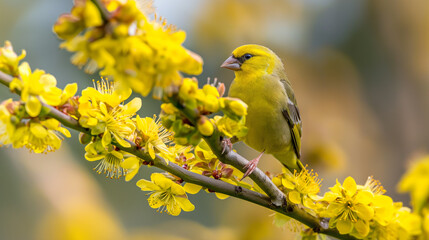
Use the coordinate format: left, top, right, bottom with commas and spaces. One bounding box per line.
220, 44, 304, 179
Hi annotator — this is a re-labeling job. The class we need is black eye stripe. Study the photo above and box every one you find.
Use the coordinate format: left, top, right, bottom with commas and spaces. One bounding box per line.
236, 53, 253, 64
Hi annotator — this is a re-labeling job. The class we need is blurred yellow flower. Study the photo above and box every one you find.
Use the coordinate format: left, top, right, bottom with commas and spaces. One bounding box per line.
137, 173, 195, 216
54, 0, 203, 99
10, 62, 62, 117
12, 119, 71, 154
0, 99, 17, 145
0, 41, 26, 76
398, 156, 429, 213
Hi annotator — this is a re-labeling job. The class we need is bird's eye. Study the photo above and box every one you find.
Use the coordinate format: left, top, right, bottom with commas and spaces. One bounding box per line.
243, 54, 253, 60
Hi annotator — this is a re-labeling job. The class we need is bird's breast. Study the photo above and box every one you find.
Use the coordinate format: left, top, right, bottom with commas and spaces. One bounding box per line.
228, 74, 291, 153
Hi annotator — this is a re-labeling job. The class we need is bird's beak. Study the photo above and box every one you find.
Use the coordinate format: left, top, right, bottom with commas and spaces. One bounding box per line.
221, 55, 241, 71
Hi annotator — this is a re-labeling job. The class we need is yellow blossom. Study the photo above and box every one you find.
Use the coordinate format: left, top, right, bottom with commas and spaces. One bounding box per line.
0, 41, 26, 76
9, 62, 62, 117
398, 156, 429, 212
11, 119, 71, 154
84, 140, 127, 179
273, 167, 321, 209
54, 0, 203, 98
183, 141, 246, 199
320, 177, 374, 238
137, 173, 195, 216
78, 80, 141, 148
214, 115, 248, 139
367, 203, 422, 240
0, 99, 17, 145
134, 115, 171, 159
121, 156, 142, 181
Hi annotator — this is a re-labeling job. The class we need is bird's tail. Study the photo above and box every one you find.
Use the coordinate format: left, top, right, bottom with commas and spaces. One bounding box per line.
274, 151, 305, 174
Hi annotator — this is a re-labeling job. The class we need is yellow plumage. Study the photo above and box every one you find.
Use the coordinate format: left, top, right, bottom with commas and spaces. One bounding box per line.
221, 44, 303, 175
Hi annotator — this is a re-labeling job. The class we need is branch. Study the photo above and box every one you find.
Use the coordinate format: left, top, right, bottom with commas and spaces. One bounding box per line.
0, 70, 358, 240
90, 0, 111, 21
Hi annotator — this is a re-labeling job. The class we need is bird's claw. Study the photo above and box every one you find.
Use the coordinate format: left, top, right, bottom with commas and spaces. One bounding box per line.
221, 138, 233, 154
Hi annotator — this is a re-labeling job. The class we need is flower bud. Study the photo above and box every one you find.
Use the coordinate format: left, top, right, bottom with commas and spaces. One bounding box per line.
197, 116, 214, 136
53, 14, 83, 40
203, 84, 219, 98
203, 95, 219, 113
228, 100, 247, 116
179, 78, 198, 100
160, 103, 178, 115
79, 132, 92, 144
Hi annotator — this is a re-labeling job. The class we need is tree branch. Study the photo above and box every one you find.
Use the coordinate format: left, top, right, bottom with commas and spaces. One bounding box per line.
0, 70, 358, 240
90, 0, 111, 21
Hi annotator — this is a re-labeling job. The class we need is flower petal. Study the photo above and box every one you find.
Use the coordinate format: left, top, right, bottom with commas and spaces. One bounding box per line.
343, 176, 357, 196
336, 219, 353, 234
113, 133, 131, 148
26, 95, 41, 117
355, 203, 374, 221
121, 156, 139, 169
183, 183, 202, 194
123, 97, 142, 115
30, 123, 48, 138
137, 179, 160, 191
176, 196, 195, 212
354, 220, 370, 237
147, 193, 163, 209
288, 191, 302, 204
102, 130, 112, 147
215, 192, 229, 200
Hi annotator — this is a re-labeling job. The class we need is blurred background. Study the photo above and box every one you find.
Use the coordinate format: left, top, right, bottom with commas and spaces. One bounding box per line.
1, 0, 429, 239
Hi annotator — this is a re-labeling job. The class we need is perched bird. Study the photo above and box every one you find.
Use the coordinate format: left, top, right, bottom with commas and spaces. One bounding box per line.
221, 44, 303, 179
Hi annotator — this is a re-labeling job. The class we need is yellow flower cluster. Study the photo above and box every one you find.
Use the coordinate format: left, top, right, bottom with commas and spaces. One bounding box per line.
398, 156, 429, 238
78, 80, 141, 178
0, 41, 78, 118
272, 167, 322, 210
120, 115, 173, 181
161, 78, 248, 145
54, 0, 203, 98
0, 99, 71, 153
319, 177, 420, 239
78, 80, 141, 148
181, 141, 247, 199
137, 173, 195, 216
0, 41, 76, 153
78, 79, 178, 180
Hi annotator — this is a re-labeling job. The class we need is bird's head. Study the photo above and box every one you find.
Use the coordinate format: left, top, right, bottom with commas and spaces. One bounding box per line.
221, 44, 283, 76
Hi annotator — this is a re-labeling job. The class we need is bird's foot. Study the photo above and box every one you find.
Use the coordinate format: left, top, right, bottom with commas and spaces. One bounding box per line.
240, 151, 264, 181
221, 138, 233, 154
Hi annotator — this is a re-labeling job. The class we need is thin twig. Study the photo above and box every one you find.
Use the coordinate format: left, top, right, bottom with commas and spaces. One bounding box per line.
90, 0, 111, 21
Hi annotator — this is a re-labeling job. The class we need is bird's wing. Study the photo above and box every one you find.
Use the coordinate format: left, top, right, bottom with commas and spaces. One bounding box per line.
280, 79, 302, 159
